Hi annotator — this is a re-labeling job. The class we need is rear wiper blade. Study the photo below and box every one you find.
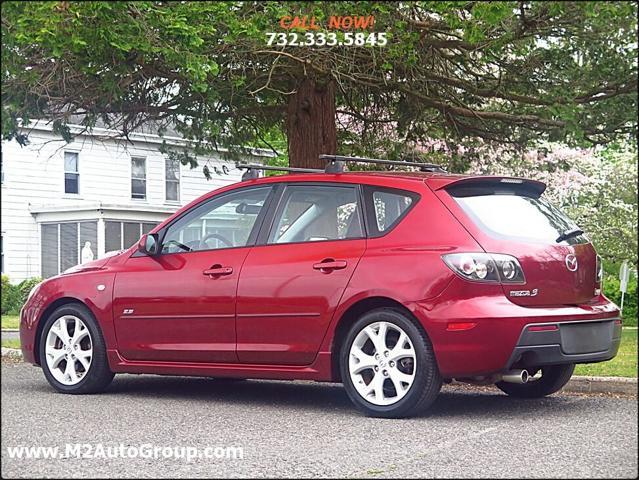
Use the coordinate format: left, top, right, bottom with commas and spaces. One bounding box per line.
556, 227, 584, 243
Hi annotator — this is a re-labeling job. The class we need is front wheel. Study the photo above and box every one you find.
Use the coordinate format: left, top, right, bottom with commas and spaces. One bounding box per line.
39, 303, 114, 394
495, 364, 575, 398
340, 308, 442, 418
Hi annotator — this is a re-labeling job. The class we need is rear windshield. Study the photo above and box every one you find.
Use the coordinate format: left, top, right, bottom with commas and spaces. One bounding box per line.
451, 192, 587, 245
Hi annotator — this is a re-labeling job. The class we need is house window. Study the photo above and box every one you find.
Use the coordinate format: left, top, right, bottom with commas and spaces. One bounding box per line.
165, 158, 180, 202
105, 221, 159, 253
64, 152, 79, 194
131, 157, 146, 199
40, 221, 98, 278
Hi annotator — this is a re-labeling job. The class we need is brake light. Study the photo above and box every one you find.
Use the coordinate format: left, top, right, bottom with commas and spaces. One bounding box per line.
442, 253, 526, 284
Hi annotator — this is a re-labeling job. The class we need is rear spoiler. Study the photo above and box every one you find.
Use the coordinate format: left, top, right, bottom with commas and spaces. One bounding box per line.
427, 176, 546, 198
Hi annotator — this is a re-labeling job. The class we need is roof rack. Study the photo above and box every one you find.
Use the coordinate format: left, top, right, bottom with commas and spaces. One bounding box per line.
237, 155, 446, 181
238, 163, 322, 181
319, 154, 446, 173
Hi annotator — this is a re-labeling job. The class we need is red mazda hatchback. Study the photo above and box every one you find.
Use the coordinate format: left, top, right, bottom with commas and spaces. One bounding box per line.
20, 157, 621, 418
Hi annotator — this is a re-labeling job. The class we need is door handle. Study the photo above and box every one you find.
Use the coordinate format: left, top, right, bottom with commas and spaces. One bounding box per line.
203, 265, 233, 277
313, 259, 348, 273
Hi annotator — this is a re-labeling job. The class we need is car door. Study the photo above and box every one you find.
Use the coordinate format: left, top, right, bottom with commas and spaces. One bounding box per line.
113, 185, 274, 363
236, 183, 367, 365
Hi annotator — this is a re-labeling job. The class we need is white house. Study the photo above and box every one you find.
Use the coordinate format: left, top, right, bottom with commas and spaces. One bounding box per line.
0, 121, 271, 282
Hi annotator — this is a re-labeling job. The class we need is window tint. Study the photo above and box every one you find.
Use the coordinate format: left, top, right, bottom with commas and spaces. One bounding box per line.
452, 193, 586, 244
162, 187, 271, 253
64, 152, 79, 194
269, 185, 362, 244
372, 191, 414, 232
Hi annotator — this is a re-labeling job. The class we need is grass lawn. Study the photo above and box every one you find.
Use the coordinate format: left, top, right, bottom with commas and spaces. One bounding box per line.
1, 339, 21, 349
575, 328, 638, 378
1, 315, 20, 330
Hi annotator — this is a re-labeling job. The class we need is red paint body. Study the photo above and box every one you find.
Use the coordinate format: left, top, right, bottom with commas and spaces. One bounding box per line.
20, 172, 621, 381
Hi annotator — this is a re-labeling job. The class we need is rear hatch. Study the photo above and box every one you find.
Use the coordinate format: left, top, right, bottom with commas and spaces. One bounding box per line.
432, 177, 599, 307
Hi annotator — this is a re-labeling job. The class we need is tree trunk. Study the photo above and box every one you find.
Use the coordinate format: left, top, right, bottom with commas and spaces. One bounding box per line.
286, 77, 336, 169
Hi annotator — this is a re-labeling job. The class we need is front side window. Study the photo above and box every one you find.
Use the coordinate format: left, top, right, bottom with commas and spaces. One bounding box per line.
161, 187, 272, 254
268, 185, 363, 244
131, 157, 146, 199
165, 158, 180, 202
64, 152, 79, 194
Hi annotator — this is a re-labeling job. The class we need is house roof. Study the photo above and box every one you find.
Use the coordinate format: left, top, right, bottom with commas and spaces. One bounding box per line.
22, 118, 277, 158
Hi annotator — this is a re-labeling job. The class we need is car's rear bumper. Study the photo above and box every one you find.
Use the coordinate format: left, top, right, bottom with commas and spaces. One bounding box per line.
505, 318, 622, 369
411, 278, 622, 378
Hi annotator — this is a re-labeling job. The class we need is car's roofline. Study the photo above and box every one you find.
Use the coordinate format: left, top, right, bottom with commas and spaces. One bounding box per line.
234, 170, 546, 192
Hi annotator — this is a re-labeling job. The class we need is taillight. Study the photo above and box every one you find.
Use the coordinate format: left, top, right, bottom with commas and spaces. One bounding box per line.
595, 254, 603, 295
442, 253, 526, 284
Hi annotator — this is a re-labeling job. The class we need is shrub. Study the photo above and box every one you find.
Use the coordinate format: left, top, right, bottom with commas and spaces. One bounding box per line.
18, 277, 42, 308
1, 275, 21, 315
603, 274, 638, 327
1, 276, 42, 315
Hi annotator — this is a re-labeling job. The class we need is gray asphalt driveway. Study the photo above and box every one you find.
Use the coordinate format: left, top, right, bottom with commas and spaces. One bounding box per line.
1, 360, 637, 478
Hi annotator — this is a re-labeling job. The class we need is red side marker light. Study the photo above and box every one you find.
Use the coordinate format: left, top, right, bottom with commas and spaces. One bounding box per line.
528, 325, 559, 332
447, 322, 477, 332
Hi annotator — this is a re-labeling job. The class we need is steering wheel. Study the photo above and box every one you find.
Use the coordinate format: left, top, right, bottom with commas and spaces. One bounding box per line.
199, 232, 234, 249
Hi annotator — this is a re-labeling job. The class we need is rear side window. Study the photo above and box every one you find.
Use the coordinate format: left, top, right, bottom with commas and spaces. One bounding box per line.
269, 185, 363, 244
363, 186, 419, 237
451, 190, 586, 245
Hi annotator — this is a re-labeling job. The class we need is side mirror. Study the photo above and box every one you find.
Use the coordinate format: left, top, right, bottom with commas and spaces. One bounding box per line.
138, 233, 160, 256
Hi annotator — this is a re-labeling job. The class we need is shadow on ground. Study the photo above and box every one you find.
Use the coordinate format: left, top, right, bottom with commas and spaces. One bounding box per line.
12, 365, 582, 419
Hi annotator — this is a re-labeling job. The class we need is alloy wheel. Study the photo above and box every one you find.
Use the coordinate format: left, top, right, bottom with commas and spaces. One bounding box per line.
44, 315, 93, 386
348, 321, 417, 406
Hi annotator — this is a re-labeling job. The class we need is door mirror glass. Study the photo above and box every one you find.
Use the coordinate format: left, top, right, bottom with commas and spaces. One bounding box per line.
138, 233, 159, 256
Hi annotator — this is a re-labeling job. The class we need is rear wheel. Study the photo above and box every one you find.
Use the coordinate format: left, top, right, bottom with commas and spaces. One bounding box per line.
340, 308, 442, 418
39, 304, 114, 394
495, 364, 575, 398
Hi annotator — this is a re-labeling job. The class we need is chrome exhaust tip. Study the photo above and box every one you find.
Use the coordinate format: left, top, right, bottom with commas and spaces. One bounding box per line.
500, 369, 529, 384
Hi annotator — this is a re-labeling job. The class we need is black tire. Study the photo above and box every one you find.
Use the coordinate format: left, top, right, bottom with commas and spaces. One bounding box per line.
495, 364, 575, 398
39, 303, 115, 394
340, 308, 442, 418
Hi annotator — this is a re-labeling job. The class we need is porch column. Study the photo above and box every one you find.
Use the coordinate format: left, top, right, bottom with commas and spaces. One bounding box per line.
97, 217, 106, 258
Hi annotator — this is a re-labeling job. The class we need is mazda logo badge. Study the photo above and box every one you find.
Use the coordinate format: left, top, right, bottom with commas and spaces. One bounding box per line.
565, 254, 578, 272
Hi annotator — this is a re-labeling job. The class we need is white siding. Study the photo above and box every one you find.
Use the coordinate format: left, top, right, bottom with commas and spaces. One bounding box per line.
0, 127, 259, 283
